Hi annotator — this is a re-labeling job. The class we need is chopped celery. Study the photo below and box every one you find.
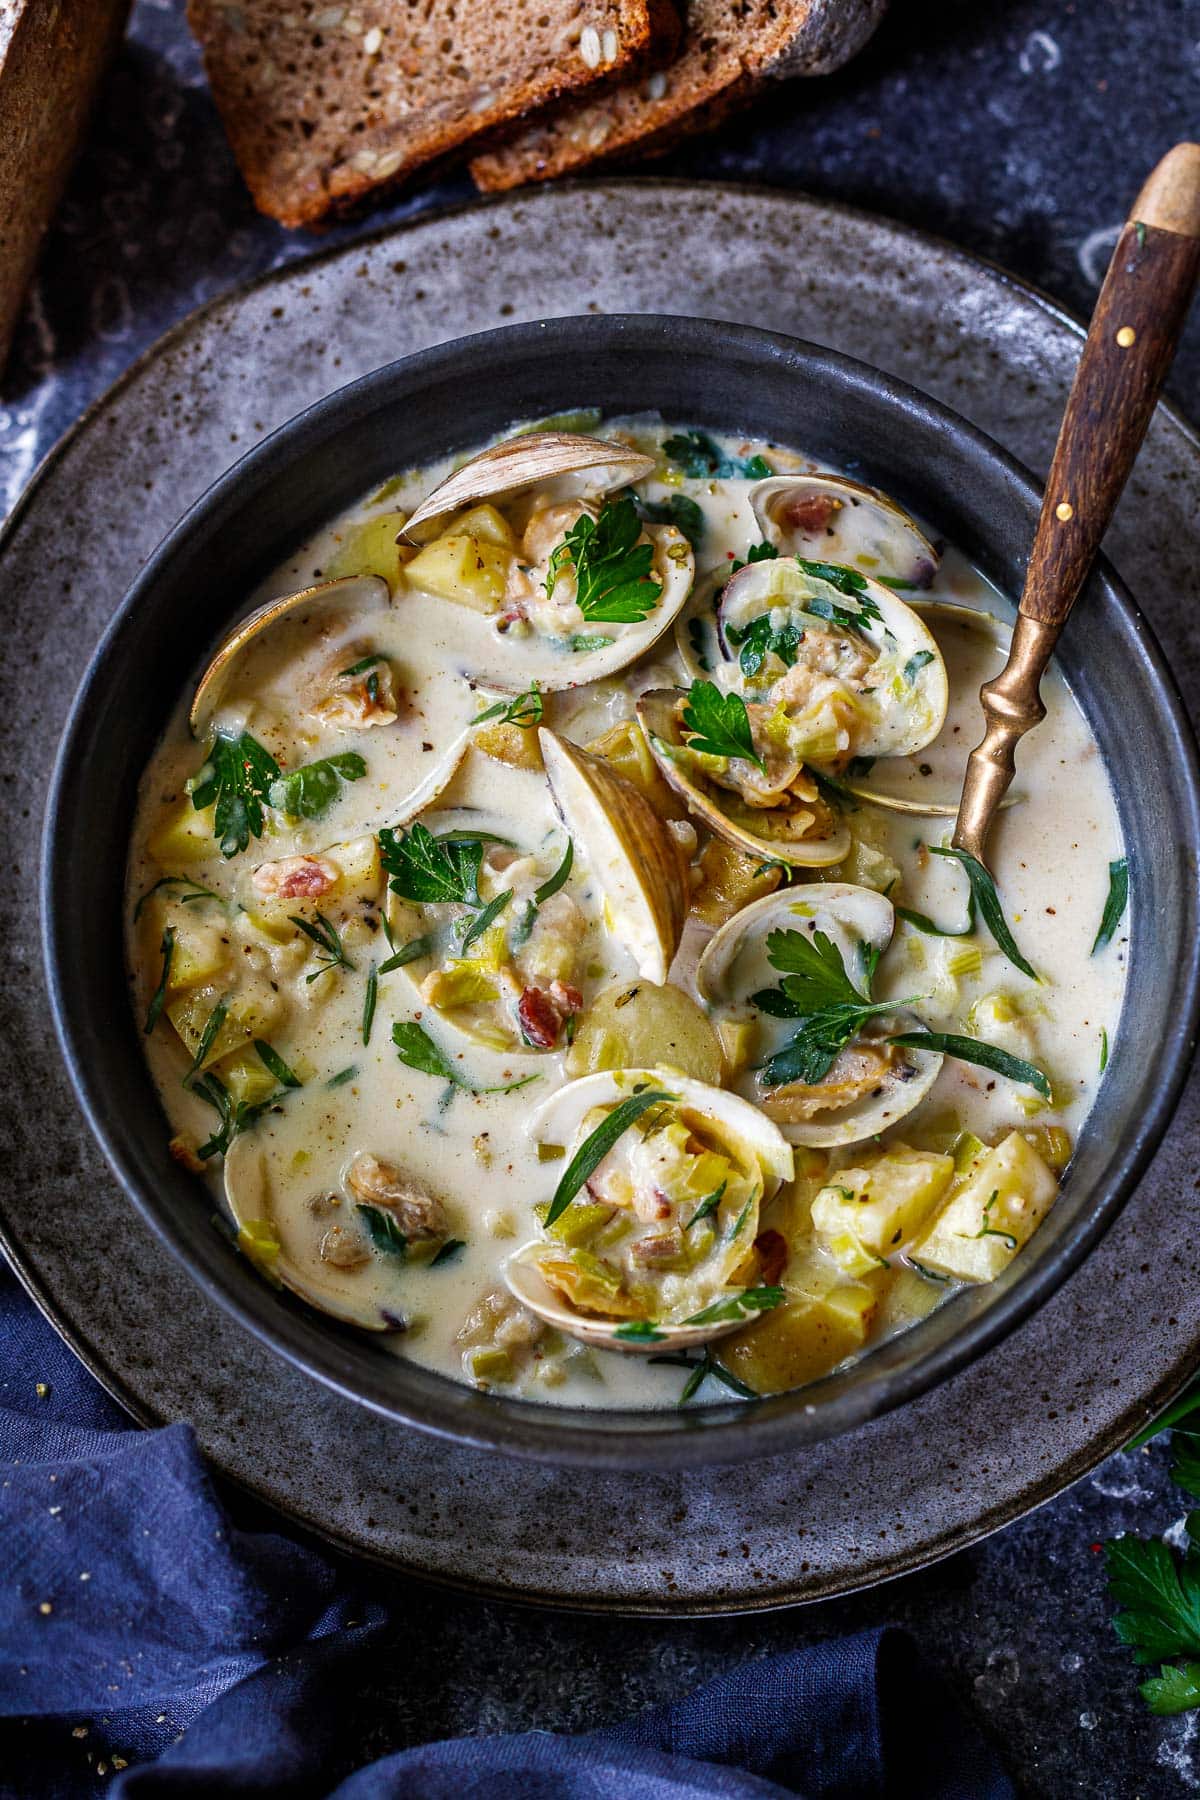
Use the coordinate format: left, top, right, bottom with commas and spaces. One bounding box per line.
468, 1346, 515, 1384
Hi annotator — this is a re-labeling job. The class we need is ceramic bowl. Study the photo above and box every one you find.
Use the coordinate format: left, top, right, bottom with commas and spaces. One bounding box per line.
42, 315, 1200, 1467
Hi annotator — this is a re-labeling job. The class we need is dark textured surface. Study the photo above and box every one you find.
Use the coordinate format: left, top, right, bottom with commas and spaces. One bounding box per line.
2, 3, 1199, 1796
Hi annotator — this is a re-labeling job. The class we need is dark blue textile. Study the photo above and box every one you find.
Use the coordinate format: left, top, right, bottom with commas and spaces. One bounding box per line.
0, 1267, 1012, 1798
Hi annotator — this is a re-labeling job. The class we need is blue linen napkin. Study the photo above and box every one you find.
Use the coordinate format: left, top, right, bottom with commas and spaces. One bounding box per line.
0, 1265, 1013, 1798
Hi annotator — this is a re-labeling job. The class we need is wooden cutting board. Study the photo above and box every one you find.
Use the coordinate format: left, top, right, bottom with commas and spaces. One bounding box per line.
0, 0, 129, 374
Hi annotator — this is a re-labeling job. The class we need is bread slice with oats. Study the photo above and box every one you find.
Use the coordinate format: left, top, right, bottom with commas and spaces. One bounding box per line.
470, 0, 887, 192
188, 0, 681, 228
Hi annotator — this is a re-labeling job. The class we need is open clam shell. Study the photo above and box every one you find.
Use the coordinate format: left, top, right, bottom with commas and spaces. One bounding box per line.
714, 560, 948, 761
635, 688, 851, 870
507, 1067, 794, 1352
696, 884, 944, 1147
750, 472, 939, 588
191, 574, 390, 736
429, 519, 694, 695
835, 601, 1021, 817
539, 728, 688, 984
224, 1135, 398, 1332
403, 431, 655, 539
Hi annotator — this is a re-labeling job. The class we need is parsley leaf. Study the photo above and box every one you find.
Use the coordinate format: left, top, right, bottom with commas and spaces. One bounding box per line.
633, 493, 705, 549
724, 613, 802, 679
795, 558, 868, 596
189, 730, 280, 858
1092, 856, 1130, 955
680, 680, 764, 772
474, 685, 543, 729
545, 495, 662, 624
752, 928, 919, 1088
544, 1088, 678, 1227
662, 430, 772, 480
1141, 1663, 1200, 1715
379, 823, 483, 906
1107, 1531, 1200, 1666
903, 649, 936, 686
267, 751, 366, 820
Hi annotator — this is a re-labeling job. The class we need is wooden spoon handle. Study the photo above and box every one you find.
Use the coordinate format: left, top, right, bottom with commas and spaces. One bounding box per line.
953, 144, 1200, 868
1022, 143, 1200, 629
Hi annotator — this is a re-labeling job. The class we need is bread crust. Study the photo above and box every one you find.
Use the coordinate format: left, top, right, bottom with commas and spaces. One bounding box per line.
189, 0, 681, 227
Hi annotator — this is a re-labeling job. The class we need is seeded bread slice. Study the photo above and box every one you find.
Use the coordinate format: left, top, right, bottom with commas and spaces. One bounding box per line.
471, 0, 887, 193
188, 0, 681, 228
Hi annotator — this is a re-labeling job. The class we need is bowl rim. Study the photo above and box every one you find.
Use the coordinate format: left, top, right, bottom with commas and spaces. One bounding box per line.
40, 310, 1200, 1469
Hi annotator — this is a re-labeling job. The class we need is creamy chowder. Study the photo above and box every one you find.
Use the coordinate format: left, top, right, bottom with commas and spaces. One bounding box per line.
126, 417, 1127, 1410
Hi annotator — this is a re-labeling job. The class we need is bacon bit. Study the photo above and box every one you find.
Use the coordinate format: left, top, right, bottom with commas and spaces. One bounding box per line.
252, 854, 338, 900
168, 1134, 206, 1175
755, 1229, 788, 1286
518, 981, 582, 1049
782, 494, 838, 536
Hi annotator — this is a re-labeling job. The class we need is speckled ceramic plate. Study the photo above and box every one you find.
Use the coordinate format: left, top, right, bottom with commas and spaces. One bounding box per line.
5, 181, 1200, 1613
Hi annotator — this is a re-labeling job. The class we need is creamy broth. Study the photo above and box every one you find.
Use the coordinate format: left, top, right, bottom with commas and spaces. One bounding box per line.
126, 420, 1127, 1410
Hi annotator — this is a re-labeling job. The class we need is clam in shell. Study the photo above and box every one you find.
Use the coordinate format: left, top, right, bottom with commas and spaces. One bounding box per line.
635, 688, 851, 870
224, 1136, 399, 1331
696, 883, 944, 1148
507, 1068, 794, 1352
750, 471, 939, 588
539, 728, 689, 985
191, 574, 390, 736
402, 431, 655, 540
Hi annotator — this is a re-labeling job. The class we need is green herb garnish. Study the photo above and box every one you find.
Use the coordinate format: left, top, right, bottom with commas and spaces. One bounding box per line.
379, 823, 483, 906
649, 1346, 758, 1404
253, 1039, 302, 1088
189, 730, 280, 858
724, 613, 802, 679
144, 927, 175, 1036
191, 1071, 288, 1159
929, 846, 1039, 981
889, 1029, 1051, 1099
392, 1021, 538, 1099
613, 1320, 667, 1343
377, 933, 436, 974
684, 1182, 726, 1231
681, 680, 764, 772
459, 888, 512, 950
752, 927, 918, 1089
430, 1238, 467, 1266
967, 1188, 1018, 1250
473, 685, 543, 729
326, 1065, 358, 1089
133, 876, 223, 921
1100, 1026, 1109, 1074
267, 751, 366, 820
290, 910, 355, 982
183, 996, 229, 1083
362, 965, 378, 1046
633, 492, 705, 549
683, 1287, 784, 1326
1092, 856, 1130, 955
338, 653, 386, 678
544, 1088, 678, 1227
567, 633, 615, 652
661, 430, 771, 481
545, 495, 662, 624
902, 649, 936, 685
357, 1203, 407, 1259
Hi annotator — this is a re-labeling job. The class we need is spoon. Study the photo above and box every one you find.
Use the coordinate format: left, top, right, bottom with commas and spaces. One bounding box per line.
954, 142, 1200, 869
401, 430, 655, 540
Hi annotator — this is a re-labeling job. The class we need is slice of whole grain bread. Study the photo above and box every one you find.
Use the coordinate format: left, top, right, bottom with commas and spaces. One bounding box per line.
470, 0, 887, 192
188, 0, 680, 228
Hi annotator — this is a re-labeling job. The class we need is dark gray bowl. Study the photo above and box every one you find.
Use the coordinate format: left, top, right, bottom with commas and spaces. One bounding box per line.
42, 314, 1200, 1469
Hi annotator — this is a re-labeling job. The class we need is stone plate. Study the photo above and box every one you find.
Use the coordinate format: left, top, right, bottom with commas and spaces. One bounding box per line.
4, 181, 1198, 1613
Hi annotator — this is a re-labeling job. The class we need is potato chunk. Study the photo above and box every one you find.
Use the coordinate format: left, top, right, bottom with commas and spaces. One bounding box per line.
912, 1130, 1059, 1282
717, 1285, 875, 1395
691, 837, 783, 927
405, 533, 512, 612
474, 719, 543, 771
564, 980, 723, 1084
323, 510, 413, 592
810, 1144, 955, 1258
147, 800, 218, 866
